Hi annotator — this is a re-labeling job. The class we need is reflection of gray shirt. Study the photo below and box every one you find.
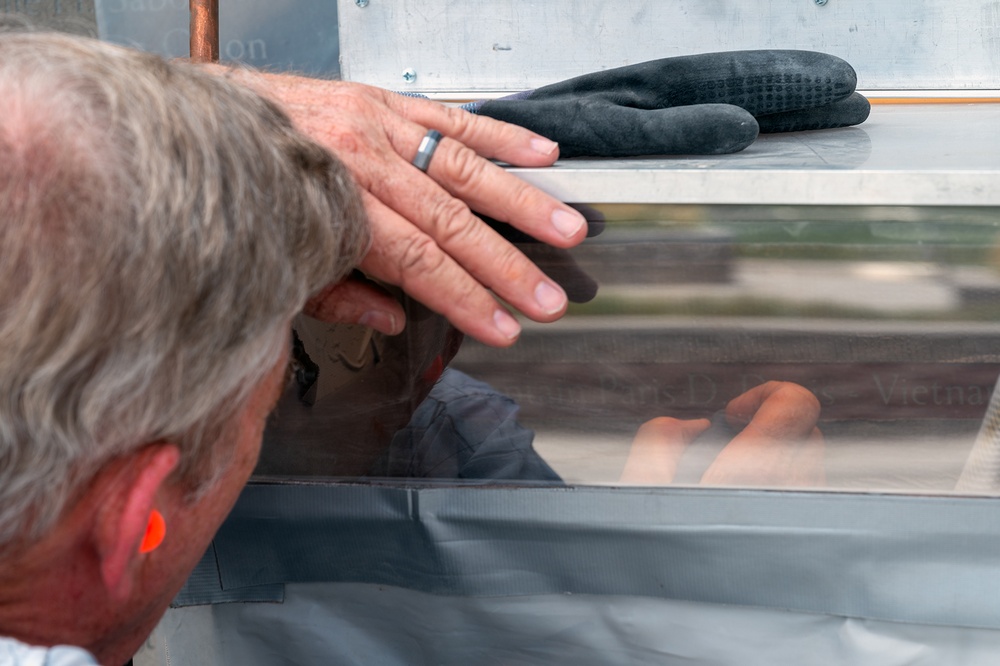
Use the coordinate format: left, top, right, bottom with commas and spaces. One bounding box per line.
0, 637, 97, 665
174, 369, 559, 608
369, 369, 561, 482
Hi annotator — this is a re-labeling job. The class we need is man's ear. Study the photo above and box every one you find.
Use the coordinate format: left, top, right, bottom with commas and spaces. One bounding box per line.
95, 444, 180, 602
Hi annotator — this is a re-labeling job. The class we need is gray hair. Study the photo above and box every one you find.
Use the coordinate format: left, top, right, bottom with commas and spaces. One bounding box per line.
0, 30, 368, 547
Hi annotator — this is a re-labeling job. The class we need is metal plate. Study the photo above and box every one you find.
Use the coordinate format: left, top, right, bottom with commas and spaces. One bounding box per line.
506, 104, 1000, 206
338, 0, 1000, 93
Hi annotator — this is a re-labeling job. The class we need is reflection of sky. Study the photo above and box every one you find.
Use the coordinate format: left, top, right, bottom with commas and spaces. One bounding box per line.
596, 258, 962, 312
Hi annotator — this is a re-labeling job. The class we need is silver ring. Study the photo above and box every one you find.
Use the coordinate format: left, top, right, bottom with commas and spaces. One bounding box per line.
412, 129, 443, 172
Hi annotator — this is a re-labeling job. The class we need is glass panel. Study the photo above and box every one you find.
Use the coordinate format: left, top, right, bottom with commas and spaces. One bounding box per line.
93, 0, 341, 77
258, 204, 1000, 495
453, 205, 1000, 491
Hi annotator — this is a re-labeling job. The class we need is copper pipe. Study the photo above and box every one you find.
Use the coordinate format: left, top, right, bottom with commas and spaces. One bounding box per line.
189, 0, 220, 63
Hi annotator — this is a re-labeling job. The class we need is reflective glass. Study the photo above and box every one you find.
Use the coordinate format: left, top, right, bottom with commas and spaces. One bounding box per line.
260, 204, 1000, 495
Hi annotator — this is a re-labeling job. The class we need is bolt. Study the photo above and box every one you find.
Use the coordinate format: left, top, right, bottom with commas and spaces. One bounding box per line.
402, 68, 417, 83
355, 0, 369, 7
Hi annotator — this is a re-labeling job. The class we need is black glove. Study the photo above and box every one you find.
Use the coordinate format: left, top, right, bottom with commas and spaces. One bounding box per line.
464, 50, 870, 158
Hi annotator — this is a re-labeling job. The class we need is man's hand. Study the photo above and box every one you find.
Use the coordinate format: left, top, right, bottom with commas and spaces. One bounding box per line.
238, 72, 589, 347
620, 381, 824, 487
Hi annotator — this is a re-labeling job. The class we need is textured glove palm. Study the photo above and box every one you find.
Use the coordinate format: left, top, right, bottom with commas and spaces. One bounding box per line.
464, 50, 870, 158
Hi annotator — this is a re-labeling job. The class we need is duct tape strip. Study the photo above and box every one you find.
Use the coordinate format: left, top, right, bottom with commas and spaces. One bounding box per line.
182, 481, 1000, 630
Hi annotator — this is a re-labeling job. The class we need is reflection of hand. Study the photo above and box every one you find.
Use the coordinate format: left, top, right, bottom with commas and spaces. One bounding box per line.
620, 381, 824, 486
620, 416, 712, 485
229, 71, 589, 347
477, 204, 605, 304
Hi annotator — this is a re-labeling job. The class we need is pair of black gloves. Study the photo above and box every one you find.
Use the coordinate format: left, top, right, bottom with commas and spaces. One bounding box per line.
464, 49, 869, 158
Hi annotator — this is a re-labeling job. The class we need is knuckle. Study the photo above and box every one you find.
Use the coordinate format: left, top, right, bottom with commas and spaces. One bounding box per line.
499, 180, 538, 219
330, 131, 363, 156
424, 196, 475, 244
317, 95, 386, 155
438, 105, 479, 140
465, 104, 513, 134
394, 233, 447, 278
775, 381, 821, 407
436, 142, 488, 190
446, 278, 485, 313
488, 244, 527, 285
440, 103, 470, 124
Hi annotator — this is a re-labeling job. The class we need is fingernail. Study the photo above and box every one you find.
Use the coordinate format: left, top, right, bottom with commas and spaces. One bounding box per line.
359, 310, 399, 335
530, 137, 558, 156
535, 280, 567, 315
551, 208, 586, 239
493, 309, 521, 341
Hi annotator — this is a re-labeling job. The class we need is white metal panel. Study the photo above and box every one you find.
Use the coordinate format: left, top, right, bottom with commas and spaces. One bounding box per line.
338, 0, 1000, 93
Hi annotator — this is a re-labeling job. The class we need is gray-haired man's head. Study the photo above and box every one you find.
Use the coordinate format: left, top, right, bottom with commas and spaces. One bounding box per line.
0, 29, 368, 548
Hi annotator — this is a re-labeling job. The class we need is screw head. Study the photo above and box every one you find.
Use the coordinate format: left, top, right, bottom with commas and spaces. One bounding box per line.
402, 68, 417, 83
814, 0, 828, 5
355, 0, 369, 7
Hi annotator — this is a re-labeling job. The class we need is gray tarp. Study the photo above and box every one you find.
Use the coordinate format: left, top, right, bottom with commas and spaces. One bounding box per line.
145, 584, 1000, 666
136, 481, 1000, 664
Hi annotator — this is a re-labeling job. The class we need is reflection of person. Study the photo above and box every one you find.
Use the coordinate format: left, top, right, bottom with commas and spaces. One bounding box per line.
0, 30, 368, 664
260, 302, 824, 487
257, 300, 567, 480
380, 372, 825, 487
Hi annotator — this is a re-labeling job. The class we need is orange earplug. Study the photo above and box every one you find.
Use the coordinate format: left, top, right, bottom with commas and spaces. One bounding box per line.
139, 509, 166, 554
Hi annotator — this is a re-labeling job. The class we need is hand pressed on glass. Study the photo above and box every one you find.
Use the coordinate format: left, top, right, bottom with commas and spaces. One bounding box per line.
231, 71, 589, 348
